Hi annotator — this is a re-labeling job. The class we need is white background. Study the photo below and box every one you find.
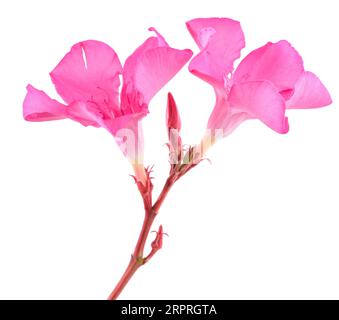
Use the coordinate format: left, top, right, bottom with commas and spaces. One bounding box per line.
0, 0, 338, 299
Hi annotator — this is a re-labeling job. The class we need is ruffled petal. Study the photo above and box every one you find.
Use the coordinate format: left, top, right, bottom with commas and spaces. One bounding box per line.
287, 71, 332, 109
186, 18, 245, 88
228, 81, 289, 134
23, 85, 67, 121
233, 41, 304, 94
50, 40, 122, 114
121, 29, 192, 113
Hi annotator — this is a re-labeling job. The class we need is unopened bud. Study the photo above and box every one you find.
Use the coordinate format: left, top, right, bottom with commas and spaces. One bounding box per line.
166, 93, 182, 163
166, 92, 181, 135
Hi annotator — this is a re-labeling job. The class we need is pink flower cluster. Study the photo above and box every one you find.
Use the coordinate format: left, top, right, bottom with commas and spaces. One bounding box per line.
23, 17, 333, 300
23, 18, 332, 180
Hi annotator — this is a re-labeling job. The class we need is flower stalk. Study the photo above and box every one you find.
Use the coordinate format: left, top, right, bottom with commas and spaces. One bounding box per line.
107, 175, 170, 300
108, 140, 200, 299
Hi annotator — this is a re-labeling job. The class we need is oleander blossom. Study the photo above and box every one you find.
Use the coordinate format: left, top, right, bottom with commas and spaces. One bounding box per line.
186, 18, 332, 143
22, 19, 334, 300
23, 29, 192, 181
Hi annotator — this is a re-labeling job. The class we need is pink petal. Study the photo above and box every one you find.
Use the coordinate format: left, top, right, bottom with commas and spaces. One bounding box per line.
65, 101, 147, 160
121, 30, 192, 113
148, 27, 169, 46
50, 40, 122, 114
186, 18, 245, 87
122, 28, 171, 89
66, 102, 101, 127
103, 113, 147, 162
207, 89, 231, 130
104, 112, 147, 135
207, 89, 250, 136
133, 47, 192, 103
228, 81, 289, 134
23, 85, 67, 121
287, 71, 332, 109
233, 41, 304, 94
121, 35, 169, 112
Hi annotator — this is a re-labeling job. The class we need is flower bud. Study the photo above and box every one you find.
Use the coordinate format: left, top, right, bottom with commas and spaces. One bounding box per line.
166, 92, 181, 134
166, 93, 182, 163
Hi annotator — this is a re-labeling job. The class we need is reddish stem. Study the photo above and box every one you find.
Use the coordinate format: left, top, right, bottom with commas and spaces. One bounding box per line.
107, 256, 139, 300
108, 209, 156, 300
153, 176, 175, 213
107, 177, 175, 300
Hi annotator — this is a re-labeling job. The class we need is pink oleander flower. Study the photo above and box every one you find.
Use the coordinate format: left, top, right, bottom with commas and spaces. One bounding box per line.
186, 18, 332, 144
23, 29, 192, 182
